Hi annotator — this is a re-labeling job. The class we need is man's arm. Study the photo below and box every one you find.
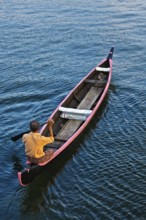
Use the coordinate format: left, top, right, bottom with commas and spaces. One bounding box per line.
47, 119, 54, 137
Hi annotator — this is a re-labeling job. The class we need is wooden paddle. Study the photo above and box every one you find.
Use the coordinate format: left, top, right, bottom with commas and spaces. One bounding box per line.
11, 122, 47, 142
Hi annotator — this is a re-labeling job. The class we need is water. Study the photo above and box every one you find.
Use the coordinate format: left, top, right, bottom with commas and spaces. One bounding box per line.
0, 0, 146, 219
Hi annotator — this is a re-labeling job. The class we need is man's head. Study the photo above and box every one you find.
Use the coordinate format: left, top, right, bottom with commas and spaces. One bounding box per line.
29, 120, 40, 132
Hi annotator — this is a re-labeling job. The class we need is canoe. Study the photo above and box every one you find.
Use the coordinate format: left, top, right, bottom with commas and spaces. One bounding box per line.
18, 47, 114, 186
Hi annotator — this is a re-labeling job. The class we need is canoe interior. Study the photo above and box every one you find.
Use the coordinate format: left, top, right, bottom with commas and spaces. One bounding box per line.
42, 59, 110, 150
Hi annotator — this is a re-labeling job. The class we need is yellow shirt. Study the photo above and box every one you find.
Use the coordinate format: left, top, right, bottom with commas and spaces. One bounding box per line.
22, 132, 54, 158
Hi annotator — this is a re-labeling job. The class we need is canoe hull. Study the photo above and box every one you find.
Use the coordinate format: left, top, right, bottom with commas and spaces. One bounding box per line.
18, 47, 114, 186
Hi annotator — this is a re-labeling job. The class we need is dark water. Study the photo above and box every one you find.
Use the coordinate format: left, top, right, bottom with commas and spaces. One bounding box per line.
0, 0, 146, 219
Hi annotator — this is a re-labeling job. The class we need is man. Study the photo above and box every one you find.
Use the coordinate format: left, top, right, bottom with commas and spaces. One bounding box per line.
22, 119, 54, 164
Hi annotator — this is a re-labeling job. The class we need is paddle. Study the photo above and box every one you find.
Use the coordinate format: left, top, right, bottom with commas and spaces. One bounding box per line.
11, 122, 47, 142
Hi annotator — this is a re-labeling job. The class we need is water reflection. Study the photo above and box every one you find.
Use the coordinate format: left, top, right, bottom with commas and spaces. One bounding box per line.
19, 155, 72, 216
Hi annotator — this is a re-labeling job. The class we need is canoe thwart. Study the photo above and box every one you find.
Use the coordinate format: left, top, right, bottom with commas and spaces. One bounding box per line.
84, 79, 106, 86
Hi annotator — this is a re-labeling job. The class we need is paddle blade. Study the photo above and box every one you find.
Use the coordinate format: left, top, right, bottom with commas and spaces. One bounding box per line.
11, 121, 47, 142
11, 131, 30, 142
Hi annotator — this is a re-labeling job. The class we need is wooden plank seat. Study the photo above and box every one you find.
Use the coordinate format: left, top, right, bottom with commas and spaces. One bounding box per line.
55, 87, 103, 141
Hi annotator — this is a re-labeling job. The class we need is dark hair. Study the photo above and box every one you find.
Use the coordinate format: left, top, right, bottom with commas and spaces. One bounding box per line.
29, 120, 40, 132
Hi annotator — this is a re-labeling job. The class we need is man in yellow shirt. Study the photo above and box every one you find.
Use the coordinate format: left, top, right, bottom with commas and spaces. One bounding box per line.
22, 119, 54, 164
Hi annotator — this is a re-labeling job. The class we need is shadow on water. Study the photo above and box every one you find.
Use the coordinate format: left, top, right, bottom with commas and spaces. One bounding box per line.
19, 148, 81, 217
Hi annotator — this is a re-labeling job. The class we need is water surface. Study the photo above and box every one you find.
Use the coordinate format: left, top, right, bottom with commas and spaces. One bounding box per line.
0, 0, 146, 219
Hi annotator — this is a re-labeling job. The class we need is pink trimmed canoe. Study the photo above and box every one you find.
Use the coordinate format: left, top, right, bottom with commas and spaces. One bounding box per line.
18, 47, 114, 186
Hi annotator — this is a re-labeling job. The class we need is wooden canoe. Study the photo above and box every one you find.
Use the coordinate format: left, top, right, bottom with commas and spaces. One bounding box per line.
18, 47, 114, 186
